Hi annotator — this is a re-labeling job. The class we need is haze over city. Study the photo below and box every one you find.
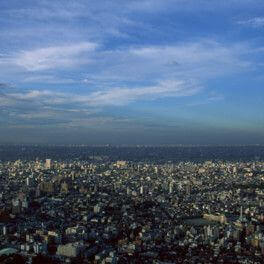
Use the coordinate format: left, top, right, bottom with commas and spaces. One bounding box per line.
0, 0, 264, 144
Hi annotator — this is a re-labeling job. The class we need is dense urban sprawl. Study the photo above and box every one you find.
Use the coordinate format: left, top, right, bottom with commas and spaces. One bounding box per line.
1, 155, 264, 263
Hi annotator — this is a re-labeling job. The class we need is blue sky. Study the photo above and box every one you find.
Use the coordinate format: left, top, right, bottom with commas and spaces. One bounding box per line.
0, 0, 264, 144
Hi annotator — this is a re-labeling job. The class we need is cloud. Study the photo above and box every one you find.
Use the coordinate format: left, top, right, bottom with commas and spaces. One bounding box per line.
22, 75, 76, 84
8, 90, 55, 100
237, 17, 264, 28
130, 41, 249, 68
14, 42, 97, 71
0, 39, 251, 87
1, 79, 199, 107
0, 83, 12, 89
86, 80, 200, 106
0, 78, 200, 127
187, 92, 224, 107
0, 1, 134, 45
128, 0, 264, 13
0, 39, 251, 127
85, 40, 252, 84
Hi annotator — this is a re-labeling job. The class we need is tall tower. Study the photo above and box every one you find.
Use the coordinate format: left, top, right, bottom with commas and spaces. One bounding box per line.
169, 181, 174, 194
26, 177, 31, 186
239, 206, 243, 222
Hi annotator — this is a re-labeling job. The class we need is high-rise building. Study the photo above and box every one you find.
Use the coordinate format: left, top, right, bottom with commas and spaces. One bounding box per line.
12, 199, 21, 214
3, 226, 7, 235
45, 159, 52, 169
61, 182, 68, 193
26, 177, 31, 186
116, 160, 127, 168
186, 181, 191, 196
169, 181, 174, 194
94, 204, 100, 214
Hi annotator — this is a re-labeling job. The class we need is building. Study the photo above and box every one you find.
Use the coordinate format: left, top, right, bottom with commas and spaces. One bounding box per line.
57, 243, 83, 258
39, 182, 54, 193
45, 159, 52, 169
61, 182, 68, 193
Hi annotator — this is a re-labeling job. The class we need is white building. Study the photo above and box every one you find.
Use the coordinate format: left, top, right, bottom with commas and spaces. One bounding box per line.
57, 243, 83, 258
45, 159, 52, 169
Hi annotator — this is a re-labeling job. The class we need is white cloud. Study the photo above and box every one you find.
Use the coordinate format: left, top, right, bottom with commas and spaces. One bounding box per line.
0, 79, 200, 110
85, 40, 251, 84
0, 39, 253, 93
8, 90, 55, 100
129, 0, 264, 12
130, 41, 249, 67
238, 17, 264, 28
86, 80, 200, 106
14, 42, 97, 71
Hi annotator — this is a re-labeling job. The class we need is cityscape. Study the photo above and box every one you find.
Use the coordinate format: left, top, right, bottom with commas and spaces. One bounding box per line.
0, 145, 264, 263
1, 0, 264, 263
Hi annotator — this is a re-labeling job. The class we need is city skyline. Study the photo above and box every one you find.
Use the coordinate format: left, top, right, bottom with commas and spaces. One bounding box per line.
0, 0, 264, 144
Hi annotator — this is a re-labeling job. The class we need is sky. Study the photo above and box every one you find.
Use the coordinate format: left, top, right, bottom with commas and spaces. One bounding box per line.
0, 0, 264, 145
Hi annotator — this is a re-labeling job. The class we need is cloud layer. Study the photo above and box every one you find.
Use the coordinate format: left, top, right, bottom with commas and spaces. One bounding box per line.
0, 38, 253, 128
0, 0, 264, 143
